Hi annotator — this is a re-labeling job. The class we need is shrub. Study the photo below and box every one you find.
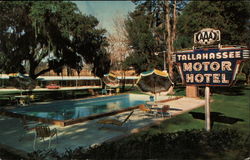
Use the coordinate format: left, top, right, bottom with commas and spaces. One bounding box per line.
25, 128, 247, 160
0, 148, 26, 160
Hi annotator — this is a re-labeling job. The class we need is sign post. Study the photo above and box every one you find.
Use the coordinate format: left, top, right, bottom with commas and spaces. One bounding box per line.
205, 86, 210, 131
173, 28, 250, 131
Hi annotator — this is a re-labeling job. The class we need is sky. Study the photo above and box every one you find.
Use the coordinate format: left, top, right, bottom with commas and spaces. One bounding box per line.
74, 1, 135, 34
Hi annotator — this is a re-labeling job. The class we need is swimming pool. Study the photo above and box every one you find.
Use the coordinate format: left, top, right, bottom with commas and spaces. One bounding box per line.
5, 94, 150, 126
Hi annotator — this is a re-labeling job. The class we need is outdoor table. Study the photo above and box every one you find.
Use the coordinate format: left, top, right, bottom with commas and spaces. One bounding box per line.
146, 102, 167, 118
146, 101, 164, 108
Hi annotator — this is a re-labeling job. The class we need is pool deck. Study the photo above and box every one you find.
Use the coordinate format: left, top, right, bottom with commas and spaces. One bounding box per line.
0, 96, 205, 158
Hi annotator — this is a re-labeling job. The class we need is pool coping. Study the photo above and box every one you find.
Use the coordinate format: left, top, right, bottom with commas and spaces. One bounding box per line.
0, 105, 140, 127
0, 94, 182, 127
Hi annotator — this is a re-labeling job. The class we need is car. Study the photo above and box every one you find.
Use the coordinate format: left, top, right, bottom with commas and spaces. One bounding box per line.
46, 84, 60, 89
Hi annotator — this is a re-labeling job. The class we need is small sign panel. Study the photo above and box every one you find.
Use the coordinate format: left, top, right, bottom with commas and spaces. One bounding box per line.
174, 48, 249, 86
194, 28, 220, 46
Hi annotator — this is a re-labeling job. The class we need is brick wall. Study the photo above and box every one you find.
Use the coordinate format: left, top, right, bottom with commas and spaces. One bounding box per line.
186, 86, 199, 98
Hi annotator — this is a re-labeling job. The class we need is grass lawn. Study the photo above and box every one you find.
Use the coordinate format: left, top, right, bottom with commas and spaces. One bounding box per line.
128, 84, 249, 135
142, 85, 249, 132
145, 85, 249, 136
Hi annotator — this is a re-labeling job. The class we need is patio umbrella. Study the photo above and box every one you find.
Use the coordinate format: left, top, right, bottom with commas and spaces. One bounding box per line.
136, 69, 174, 100
102, 73, 119, 88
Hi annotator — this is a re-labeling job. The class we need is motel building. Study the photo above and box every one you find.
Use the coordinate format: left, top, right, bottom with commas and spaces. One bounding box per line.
0, 68, 139, 89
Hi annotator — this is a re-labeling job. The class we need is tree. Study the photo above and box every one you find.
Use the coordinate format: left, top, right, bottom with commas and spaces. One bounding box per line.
242, 60, 250, 84
0, 1, 111, 79
107, 14, 133, 91
107, 14, 131, 70
124, 0, 186, 76
176, 1, 250, 49
124, 4, 162, 74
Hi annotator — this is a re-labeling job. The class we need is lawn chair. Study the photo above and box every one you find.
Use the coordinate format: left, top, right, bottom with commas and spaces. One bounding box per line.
33, 125, 58, 150
156, 105, 171, 118
97, 110, 134, 129
138, 104, 156, 118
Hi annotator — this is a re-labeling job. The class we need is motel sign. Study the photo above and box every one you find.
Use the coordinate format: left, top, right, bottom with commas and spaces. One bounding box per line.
174, 47, 250, 86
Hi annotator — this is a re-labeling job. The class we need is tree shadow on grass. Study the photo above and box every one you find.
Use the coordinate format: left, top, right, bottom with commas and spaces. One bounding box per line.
189, 112, 244, 129
155, 114, 196, 132
210, 86, 247, 96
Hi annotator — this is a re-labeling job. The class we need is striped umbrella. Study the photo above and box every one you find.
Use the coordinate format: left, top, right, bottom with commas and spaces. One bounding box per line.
136, 69, 174, 98
102, 73, 119, 88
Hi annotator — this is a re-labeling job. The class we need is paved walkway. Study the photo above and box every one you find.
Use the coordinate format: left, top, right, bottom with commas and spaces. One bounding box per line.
0, 97, 205, 156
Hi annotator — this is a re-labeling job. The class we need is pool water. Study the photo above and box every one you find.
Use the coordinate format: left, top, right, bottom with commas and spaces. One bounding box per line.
10, 94, 150, 120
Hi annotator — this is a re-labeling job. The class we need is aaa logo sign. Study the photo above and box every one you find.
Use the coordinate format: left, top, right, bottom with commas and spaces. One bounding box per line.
194, 28, 220, 45
174, 48, 249, 86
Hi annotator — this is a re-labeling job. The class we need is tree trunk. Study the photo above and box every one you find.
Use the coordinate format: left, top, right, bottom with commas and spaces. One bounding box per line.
101, 80, 106, 89
34, 68, 51, 79
29, 59, 38, 80
122, 70, 126, 92
171, 0, 177, 53
165, 0, 171, 75
165, 0, 176, 94
246, 73, 250, 84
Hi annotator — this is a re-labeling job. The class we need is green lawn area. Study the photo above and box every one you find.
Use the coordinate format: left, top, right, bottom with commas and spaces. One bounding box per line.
149, 85, 249, 134
128, 84, 249, 136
